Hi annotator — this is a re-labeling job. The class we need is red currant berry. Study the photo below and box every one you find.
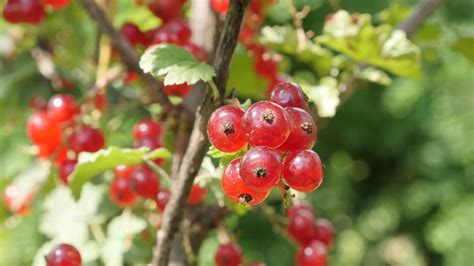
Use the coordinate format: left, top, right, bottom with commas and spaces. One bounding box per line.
47, 94, 76, 123
242, 101, 290, 148
148, 0, 184, 23
215, 243, 243, 266
207, 105, 247, 153
239, 26, 254, 45
162, 82, 192, 97
131, 165, 160, 199
182, 43, 207, 62
187, 184, 208, 205
94, 91, 107, 111
44, 0, 70, 9
134, 137, 163, 165
266, 74, 288, 95
133, 119, 161, 140
123, 71, 138, 84
254, 54, 278, 80
69, 126, 105, 153
283, 150, 323, 192
211, 0, 229, 14
47, 243, 82, 266
270, 82, 309, 111
240, 146, 282, 192
288, 212, 317, 245
287, 202, 315, 218
53, 145, 70, 166
277, 107, 317, 152
38, 142, 60, 159
120, 22, 144, 47
29, 96, 47, 111
109, 177, 136, 207
3, 0, 45, 24
162, 18, 191, 44
3, 185, 31, 216
152, 30, 179, 45
58, 160, 77, 185
155, 189, 170, 212
296, 240, 327, 266
314, 219, 335, 249
113, 165, 136, 179
222, 158, 270, 205
27, 111, 62, 147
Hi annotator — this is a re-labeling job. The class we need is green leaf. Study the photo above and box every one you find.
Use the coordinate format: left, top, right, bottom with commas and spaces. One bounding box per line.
207, 146, 247, 166
357, 67, 393, 86
139, 44, 216, 85
69, 146, 170, 199
451, 36, 474, 63
145, 147, 172, 161
227, 52, 269, 99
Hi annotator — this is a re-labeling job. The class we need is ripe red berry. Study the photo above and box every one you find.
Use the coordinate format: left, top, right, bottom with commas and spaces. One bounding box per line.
134, 137, 163, 165
313, 219, 335, 249
114, 165, 136, 179
161, 18, 191, 44
222, 158, 270, 205
133, 119, 161, 140
207, 105, 247, 153
270, 82, 309, 111
47, 243, 82, 266
283, 150, 323, 192
288, 212, 317, 245
69, 126, 105, 153
58, 160, 77, 185
162, 82, 192, 97
109, 177, 136, 207
296, 240, 327, 266
254, 54, 278, 80
3, 0, 45, 24
215, 243, 243, 266
266, 74, 288, 95
187, 184, 208, 205
123, 71, 138, 84
277, 108, 317, 152
3, 185, 31, 216
242, 101, 290, 148
287, 202, 315, 218
44, 0, 70, 9
27, 111, 62, 147
29, 96, 47, 111
131, 165, 160, 199
148, 0, 184, 23
121, 22, 145, 47
47, 94, 76, 123
240, 146, 282, 192
211, 0, 229, 14
155, 189, 170, 212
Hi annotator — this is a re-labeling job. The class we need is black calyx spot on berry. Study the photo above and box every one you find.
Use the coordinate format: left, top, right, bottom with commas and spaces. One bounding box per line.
301, 122, 313, 134
221, 121, 235, 135
238, 193, 252, 205
261, 110, 275, 124
255, 167, 266, 178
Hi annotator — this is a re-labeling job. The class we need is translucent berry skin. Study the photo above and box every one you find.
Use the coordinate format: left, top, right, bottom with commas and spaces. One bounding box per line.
3, 0, 45, 24
187, 184, 208, 205
277, 108, 317, 152
47, 243, 82, 266
114, 165, 136, 179
207, 106, 247, 153
121, 22, 144, 47
47, 94, 76, 123
283, 150, 323, 192
44, 0, 70, 9
215, 243, 243, 266
240, 147, 282, 192
133, 119, 161, 140
288, 213, 317, 245
131, 166, 160, 199
58, 160, 77, 185
296, 240, 327, 266
254, 55, 278, 80
69, 126, 105, 153
211, 0, 229, 14
313, 219, 335, 249
27, 111, 62, 147
162, 83, 192, 97
270, 82, 309, 111
287, 202, 315, 218
161, 18, 191, 44
155, 189, 170, 212
109, 177, 136, 207
242, 101, 290, 148
152, 30, 179, 45
222, 158, 270, 205
147, 0, 184, 23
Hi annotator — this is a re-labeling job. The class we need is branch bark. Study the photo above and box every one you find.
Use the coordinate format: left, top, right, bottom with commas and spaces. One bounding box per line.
397, 0, 445, 37
77, 0, 171, 109
151, 1, 249, 265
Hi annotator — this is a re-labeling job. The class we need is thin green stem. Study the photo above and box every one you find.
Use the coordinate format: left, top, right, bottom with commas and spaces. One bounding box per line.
209, 79, 220, 101
143, 158, 172, 186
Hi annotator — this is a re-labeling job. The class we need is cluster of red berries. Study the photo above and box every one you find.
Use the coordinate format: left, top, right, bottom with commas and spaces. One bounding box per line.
27, 94, 105, 185
215, 242, 265, 266
119, 0, 207, 97
46, 243, 82, 266
287, 202, 335, 266
2, 0, 70, 24
108, 119, 208, 209
208, 82, 323, 205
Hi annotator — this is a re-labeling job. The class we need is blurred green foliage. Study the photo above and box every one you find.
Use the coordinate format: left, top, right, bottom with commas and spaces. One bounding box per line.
0, 0, 473, 265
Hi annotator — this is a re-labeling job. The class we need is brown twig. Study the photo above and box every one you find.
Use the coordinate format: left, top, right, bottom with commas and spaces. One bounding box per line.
397, 0, 445, 37
76, 0, 171, 110
151, 1, 249, 265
